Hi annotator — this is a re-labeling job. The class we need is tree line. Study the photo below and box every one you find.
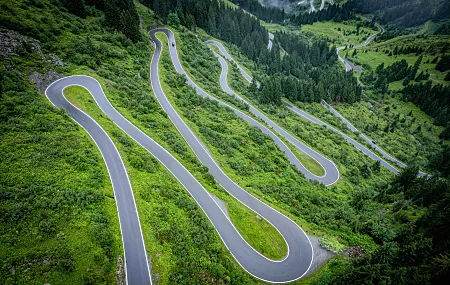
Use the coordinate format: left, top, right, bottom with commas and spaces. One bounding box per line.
290, 3, 355, 26
140, 0, 269, 63
358, 54, 450, 142
229, 0, 286, 23
249, 31, 361, 105
343, 0, 450, 29
142, 0, 362, 106
402, 81, 450, 128
63, 0, 141, 42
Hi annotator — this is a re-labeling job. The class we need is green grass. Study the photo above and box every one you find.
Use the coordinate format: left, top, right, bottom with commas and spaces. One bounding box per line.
225, 56, 328, 177
156, 29, 384, 257
301, 21, 378, 47
184, 29, 327, 177
5, 1, 439, 283
347, 48, 449, 85
0, 80, 122, 284
207, 42, 222, 56
331, 97, 447, 172
63, 84, 262, 283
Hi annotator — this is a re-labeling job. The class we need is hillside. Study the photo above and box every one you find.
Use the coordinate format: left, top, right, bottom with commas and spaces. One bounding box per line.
345, 0, 450, 30
1, 0, 450, 284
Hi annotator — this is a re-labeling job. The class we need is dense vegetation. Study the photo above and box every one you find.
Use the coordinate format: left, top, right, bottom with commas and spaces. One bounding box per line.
2, 0, 450, 284
1, 52, 121, 284
331, 169, 450, 285
0, 0, 271, 283
142, 0, 362, 106
345, 0, 450, 30
253, 31, 361, 105
230, 0, 286, 23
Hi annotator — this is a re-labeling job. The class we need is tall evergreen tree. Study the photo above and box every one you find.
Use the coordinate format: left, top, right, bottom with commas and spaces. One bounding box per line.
64, 0, 87, 18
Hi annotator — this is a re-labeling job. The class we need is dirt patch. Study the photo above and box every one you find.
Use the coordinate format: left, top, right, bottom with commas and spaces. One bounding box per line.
304, 235, 336, 277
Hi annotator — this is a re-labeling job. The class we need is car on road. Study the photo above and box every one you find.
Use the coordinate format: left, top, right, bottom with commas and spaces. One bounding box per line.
372, 140, 377, 144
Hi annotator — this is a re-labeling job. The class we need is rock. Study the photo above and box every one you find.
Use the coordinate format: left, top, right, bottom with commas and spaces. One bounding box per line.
47, 54, 64, 68
345, 246, 365, 259
28, 70, 65, 94
116, 255, 125, 285
0, 30, 41, 59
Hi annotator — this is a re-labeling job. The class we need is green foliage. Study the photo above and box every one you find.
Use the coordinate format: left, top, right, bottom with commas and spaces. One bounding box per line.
332, 171, 450, 285
64, 84, 259, 284
104, 0, 141, 43
167, 12, 180, 28
0, 71, 120, 283
64, 0, 87, 18
329, 99, 446, 173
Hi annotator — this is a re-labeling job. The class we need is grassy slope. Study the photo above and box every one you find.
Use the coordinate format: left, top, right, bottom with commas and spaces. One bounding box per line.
185, 27, 413, 268
156, 32, 289, 260
0, 1, 269, 283
0, 1, 123, 284
301, 19, 449, 86
333, 98, 447, 171
180, 28, 326, 177
63, 84, 260, 284
296, 19, 448, 170
214, 37, 394, 186
347, 48, 449, 86
0, 84, 122, 284
157, 27, 387, 256
301, 21, 379, 47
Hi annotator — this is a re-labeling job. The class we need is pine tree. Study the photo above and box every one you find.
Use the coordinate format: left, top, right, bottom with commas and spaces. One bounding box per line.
167, 12, 180, 28
445, 72, 450, 81
64, 0, 86, 18
105, 0, 141, 42
439, 125, 450, 140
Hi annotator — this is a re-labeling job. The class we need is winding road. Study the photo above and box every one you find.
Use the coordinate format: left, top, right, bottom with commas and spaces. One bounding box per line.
204, 39, 339, 186
206, 31, 427, 178
43, 16, 415, 285
337, 22, 384, 72
45, 77, 152, 285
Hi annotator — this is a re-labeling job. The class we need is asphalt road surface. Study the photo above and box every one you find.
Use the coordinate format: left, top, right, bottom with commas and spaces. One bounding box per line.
148, 28, 314, 283
43, 20, 410, 284
268, 32, 274, 50
45, 77, 152, 285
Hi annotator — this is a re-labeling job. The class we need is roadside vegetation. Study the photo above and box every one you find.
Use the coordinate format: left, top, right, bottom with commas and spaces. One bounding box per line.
0, 62, 122, 284
333, 98, 447, 172
63, 84, 262, 283
345, 37, 450, 86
